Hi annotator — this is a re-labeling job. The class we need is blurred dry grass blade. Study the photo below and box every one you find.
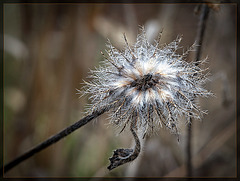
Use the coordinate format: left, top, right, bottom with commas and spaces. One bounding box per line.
4, 34, 29, 59
166, 117, 235, 177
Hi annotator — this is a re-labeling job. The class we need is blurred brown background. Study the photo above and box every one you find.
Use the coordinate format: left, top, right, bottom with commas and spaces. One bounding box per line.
3, 3, 236, 177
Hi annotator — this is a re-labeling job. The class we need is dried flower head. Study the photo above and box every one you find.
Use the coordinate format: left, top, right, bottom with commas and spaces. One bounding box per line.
82, 27, 211, 138
81, 27, 212, 170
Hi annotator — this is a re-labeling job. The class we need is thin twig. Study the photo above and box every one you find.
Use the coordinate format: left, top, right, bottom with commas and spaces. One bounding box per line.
195, 4, 210, 64
166, 116, 235, 177
2, 107, 109, 175
187, 4, 210, 177
187, 118, 193, 177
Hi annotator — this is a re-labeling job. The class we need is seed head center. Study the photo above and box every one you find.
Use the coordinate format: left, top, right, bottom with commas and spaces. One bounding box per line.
130, 73, 158, 91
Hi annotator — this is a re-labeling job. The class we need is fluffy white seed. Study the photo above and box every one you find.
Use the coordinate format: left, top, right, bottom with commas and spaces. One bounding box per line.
82, 27, 212, 137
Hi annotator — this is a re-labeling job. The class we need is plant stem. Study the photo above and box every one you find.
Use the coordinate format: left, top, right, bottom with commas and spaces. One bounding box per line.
195, 4, 210, 64
107, 115, 141, 170
187, 4, 210, 177
2, 107, 109, 175
187, 118, 193, 177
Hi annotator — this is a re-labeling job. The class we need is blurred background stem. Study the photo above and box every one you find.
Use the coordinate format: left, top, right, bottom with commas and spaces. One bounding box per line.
187, 4, 210, 177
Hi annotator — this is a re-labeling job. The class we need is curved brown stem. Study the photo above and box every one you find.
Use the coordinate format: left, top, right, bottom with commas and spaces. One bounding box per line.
107, 117, 141, 170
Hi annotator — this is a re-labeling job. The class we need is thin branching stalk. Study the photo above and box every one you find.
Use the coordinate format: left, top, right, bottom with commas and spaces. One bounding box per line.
187, 4, 210, 177
2, 107, 109, 175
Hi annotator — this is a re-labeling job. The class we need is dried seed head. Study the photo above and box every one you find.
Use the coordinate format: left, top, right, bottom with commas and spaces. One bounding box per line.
82, 27, 212, 138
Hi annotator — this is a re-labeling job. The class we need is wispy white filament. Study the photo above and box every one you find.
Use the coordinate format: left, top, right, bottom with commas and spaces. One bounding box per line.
82, 27, 212, 137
